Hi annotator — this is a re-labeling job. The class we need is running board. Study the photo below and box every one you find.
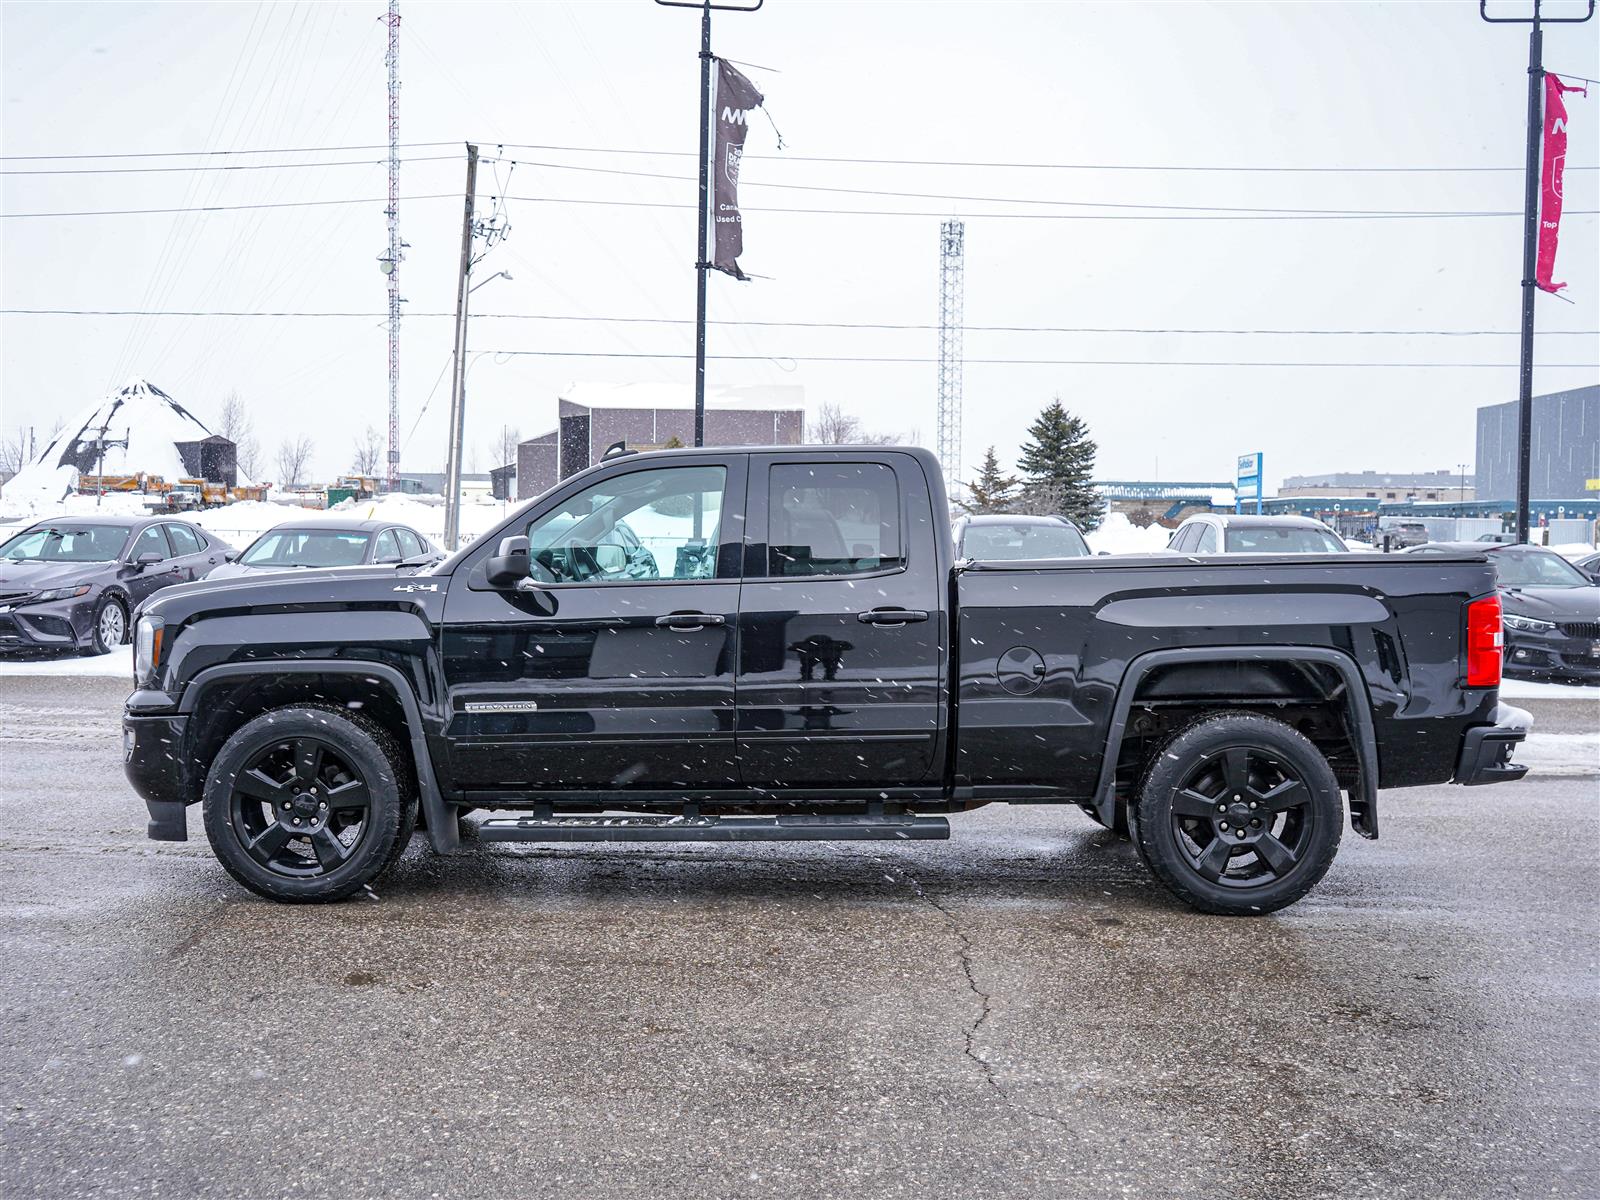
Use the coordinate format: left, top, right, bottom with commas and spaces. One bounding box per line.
476, 813, 950, 843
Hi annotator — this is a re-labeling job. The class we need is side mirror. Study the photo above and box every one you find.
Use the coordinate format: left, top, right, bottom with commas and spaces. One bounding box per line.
593, 544, 627, 574
223, 551, 237, 562
485, 535, 531, 588
134, 551, 163, 570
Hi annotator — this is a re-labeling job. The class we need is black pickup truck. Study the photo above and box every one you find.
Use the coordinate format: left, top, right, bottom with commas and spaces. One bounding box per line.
124, 446, 1530, 915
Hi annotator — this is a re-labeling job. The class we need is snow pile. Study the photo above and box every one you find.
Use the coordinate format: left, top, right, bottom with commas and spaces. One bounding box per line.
193, 491, 513, 549
2, 379, 246, 516
1087, 512, 1173, 556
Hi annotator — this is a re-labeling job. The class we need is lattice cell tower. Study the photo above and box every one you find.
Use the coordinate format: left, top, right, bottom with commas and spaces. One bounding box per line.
936, 219, 965, 484
380, 0, 403, 488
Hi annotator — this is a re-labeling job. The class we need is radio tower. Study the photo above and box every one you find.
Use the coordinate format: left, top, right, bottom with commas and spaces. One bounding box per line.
936, 219, 965, 486
381, 0, 403, 489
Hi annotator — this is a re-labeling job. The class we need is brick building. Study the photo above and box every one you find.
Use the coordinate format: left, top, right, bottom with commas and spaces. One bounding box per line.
516, 383, 804, 501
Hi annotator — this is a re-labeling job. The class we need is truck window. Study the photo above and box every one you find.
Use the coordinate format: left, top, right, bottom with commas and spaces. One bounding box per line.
525, 465, 727, 583
767, 462, 903, 577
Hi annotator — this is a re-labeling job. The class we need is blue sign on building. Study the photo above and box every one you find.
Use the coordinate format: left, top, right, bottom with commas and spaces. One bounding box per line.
1236, 452, 1263, 515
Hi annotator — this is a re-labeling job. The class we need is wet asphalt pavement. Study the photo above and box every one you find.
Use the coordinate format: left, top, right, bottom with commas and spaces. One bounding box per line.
0, 676, 1596, 1199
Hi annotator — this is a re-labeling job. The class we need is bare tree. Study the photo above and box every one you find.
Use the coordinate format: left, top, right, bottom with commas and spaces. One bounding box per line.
485, 424, 522, 471
1, 428, 29, 478
351, 426, 383, 475
807, 401, 897, 446
217, 391, 261, 479
274, 436, 315, 489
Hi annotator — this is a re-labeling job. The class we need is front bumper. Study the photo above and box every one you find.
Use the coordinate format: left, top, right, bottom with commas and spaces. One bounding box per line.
1454, 703, 1532, 786
0, 596, 95, 652
123, 710, 191, 840
1504, 628, 1600, 682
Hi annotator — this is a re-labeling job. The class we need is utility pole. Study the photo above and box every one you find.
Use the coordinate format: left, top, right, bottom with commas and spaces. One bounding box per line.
443, 144, 479, 552
382, 0, 403, 492
1479, 0, 1595, 544
936, 220, 966, 484
655, 0, 764, 446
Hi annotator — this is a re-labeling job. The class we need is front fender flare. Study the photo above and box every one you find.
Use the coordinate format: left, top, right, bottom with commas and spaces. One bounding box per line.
178, 660, 459, 853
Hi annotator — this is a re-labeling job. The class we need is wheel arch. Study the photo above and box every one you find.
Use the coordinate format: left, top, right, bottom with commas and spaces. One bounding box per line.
178, 661, 458, 852
1094, 646, 1380, 839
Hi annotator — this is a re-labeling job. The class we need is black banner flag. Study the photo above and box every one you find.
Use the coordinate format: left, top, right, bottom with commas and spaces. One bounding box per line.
711, 58, 763, 280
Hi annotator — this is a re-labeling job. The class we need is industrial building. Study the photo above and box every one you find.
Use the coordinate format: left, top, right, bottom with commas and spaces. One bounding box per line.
1279, 470, 1473, 503
1476, 383, 1599, 502
515, 383, 804, 501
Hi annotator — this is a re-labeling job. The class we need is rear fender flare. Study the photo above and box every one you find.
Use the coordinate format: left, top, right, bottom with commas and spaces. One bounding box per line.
178, 660, 458, 853
1094, 646, 1380, 839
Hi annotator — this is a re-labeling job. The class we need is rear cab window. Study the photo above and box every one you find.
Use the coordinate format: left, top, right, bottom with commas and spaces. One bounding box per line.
765, 462, 904, 578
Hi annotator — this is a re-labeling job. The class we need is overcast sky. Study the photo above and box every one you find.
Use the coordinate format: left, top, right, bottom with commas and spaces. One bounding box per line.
2, 0, 1597, 491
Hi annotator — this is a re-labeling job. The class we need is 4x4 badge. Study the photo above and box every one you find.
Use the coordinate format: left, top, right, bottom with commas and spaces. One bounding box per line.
393, 583, 440, 593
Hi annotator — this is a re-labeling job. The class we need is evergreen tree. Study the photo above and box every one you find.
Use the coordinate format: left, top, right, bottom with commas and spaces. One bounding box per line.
958, 446, 1021, 515
1016, 396, 1102, 531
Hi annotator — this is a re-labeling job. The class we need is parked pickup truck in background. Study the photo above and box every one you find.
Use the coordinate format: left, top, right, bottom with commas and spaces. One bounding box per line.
124, 447, 1530, 915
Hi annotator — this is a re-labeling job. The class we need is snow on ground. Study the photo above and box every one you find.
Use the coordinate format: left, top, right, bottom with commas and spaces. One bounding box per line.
1513, 733, 1600, 775
1500, 678, 1600, 701
193, 493, 512, 549
0, 645, 132, 678
2, 379, 246, 514
1087, 512, 1172, 556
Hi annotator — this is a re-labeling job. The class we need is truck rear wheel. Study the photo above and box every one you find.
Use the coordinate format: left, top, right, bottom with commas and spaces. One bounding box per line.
1129, 712, 1342, 916
202, 706, 416, 903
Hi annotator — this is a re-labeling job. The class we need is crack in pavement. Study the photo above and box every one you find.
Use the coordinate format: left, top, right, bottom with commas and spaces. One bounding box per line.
890, 864, 1078, 1139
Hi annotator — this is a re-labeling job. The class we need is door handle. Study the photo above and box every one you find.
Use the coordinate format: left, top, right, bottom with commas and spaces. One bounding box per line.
857, 608, 929, 626
656, 612, 726, 631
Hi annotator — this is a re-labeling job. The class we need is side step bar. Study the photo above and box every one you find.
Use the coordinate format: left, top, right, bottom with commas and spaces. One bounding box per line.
477, 813, 950, 843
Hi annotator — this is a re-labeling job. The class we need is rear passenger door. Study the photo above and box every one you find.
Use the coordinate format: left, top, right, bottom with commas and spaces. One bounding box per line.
736, 453, 944, 789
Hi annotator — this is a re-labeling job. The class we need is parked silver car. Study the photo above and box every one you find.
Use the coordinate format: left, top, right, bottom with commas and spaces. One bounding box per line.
1167, 514, 1348, 555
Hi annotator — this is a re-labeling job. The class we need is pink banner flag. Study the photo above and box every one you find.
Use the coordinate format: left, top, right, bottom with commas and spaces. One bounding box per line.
1537, 74, 1586, 294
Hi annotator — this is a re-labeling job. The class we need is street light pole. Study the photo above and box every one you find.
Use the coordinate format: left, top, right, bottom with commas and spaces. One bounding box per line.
1479, 0, 1595, 545
655, 0, 764, 447
443, 145, 479, 552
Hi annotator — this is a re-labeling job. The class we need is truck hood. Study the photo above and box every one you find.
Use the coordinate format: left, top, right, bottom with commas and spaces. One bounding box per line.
140, 563, 445, 624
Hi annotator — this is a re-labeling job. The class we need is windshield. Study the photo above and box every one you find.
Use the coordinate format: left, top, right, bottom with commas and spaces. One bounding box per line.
240, 529, 371, 568
1494, 548, 1591, 589
1224, 526, 1346, 554
961, 522, 1089, 560
0, 524, 130, 563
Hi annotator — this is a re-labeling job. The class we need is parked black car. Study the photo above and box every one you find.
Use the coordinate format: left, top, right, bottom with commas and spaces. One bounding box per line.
124, 447, 1529, 914
952, 513, 1090, 560
205, 519, 441, 580
0, 515, 230, 655
1407, 542, 1600, 682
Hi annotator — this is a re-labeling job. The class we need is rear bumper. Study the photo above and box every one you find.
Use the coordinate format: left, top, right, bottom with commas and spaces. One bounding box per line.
1454, 703, 1532, 786
123, 711, 191, 840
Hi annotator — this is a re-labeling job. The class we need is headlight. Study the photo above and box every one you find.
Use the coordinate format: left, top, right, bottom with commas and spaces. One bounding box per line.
28, 584, 92, 603
133, 615, 166, 685
1503, 613, 1556, 633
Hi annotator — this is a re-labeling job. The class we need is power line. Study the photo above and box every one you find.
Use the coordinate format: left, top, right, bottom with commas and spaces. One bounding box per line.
8, 138, 1596, 174
0, 141, 459, 162
483, 140, 1600, 174
0, 155, 461, 176
7, 308, 1598, 337
10, 192, 1595, 222
478, 349, 1600, 368
485, 156, 1582, 217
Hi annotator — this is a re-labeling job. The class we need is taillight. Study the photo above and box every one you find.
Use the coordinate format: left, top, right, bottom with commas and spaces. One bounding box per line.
1466, 594, 1503, 688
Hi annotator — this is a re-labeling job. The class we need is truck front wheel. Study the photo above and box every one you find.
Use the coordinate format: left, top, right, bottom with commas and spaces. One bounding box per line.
202, 706, 416, 903
1129, 713, 1342, 916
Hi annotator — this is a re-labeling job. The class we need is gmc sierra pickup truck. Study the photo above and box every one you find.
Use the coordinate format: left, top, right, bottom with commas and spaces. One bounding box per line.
124, 446, 1530, 915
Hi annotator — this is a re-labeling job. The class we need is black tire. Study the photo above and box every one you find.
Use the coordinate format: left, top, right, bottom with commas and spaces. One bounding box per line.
1129, 712, 1342, 916
89, 594, 128, 655
202, 705, 417, 903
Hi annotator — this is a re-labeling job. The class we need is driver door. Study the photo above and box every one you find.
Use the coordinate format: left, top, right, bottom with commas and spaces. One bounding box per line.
439, 456, 746, 795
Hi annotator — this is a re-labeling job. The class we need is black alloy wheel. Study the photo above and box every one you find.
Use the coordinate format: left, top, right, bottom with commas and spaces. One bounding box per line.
203, 706, 415, 902
228, 736, 373, 877
1130, 713, 1342, 916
